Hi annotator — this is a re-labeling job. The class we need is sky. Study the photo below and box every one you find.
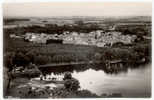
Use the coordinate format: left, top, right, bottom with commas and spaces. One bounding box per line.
3, 2, 152, 17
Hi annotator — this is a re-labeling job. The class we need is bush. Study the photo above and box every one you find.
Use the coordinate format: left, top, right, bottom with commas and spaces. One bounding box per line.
63, 72, 80, 92
64, 78, 80, 91
12, 51, 30, 67
63, 72, 72, 80
76, 90, 98, 98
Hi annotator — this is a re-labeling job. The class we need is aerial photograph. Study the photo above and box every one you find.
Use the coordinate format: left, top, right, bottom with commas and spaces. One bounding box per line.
3, 2, 152, 98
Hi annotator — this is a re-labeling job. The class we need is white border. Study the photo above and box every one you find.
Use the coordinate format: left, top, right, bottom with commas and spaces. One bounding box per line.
0, 0, 153, 100
0, 0, 3, 99
2, 0, 154, 3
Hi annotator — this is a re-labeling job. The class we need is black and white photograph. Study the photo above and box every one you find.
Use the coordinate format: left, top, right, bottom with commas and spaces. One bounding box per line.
3, 1, 152, 99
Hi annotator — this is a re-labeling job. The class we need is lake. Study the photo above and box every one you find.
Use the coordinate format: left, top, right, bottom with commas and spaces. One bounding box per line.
39, 63, 151, 97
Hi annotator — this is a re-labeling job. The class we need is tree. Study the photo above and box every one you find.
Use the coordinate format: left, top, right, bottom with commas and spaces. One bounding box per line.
12, 51, 30, 67
4, 52, 14, 71
63, 72, 80, 91
64, 78, 80, 92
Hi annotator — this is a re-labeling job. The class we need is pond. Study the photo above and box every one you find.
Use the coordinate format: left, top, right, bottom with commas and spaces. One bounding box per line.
38, 63, 151, 98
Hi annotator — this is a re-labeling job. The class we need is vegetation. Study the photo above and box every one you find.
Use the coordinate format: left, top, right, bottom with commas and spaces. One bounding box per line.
4, 18, 30, 25
115, 25, 151, 36
4, 72, 99, 98
63, 72, 80, 91
3, 18, 151, 74
49, 72, 98, 98
4, 38, 151, 72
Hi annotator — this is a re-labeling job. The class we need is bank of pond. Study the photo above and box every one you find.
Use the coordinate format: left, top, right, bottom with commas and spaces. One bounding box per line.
4, 61, 151, 98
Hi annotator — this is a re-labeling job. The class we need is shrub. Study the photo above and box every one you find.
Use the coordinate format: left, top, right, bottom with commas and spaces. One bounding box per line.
63, 72, 72, 80
63, 72, 80, 92
12, 52, 30, 67
64, 78, 80, 92
76, 90, 98, 98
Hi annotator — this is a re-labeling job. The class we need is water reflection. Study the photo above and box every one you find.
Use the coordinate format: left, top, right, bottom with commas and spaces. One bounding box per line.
39, 63, 131, 75
38, 63, 151, 97
74, 64, 151, 97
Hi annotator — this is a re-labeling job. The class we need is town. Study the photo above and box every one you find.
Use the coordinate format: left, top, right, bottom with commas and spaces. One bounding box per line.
10, 30, 137, 47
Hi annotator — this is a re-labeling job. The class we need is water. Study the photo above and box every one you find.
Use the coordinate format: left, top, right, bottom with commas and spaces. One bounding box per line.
39, 64, 151, 97
72, 64, 151, 97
